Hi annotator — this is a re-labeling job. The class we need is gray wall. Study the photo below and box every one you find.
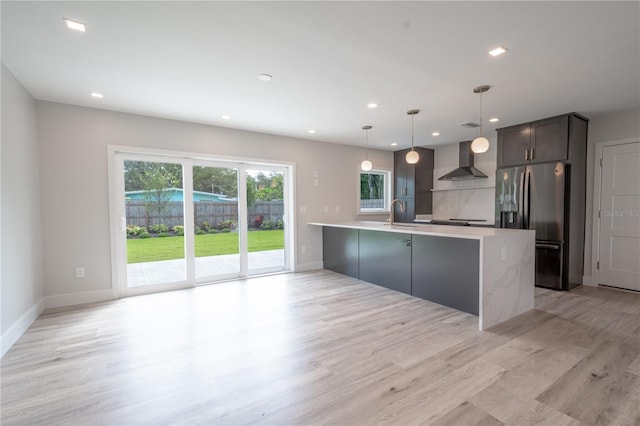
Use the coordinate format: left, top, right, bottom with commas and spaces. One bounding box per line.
1, 65, 44, 341
36, 101, 392, 298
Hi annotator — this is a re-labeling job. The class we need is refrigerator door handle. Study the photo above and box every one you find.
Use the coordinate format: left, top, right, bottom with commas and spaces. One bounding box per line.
536, 242, 561, 250
523, 168, 530, 229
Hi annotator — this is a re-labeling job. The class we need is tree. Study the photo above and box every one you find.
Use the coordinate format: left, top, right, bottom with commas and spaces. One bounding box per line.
125, 161, 182, 226
192, 166, 238, 197
361, 172, 383, 200
254, 172, 284, 201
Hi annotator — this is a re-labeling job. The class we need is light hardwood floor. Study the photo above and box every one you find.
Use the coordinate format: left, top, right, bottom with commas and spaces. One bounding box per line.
2, 270, 639, 425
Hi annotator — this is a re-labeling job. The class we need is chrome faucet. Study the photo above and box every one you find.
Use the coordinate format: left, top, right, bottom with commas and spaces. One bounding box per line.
387, 198, 405, 225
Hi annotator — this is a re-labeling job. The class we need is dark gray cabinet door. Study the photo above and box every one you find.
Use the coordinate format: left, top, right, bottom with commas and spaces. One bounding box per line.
359, 230, 412, 295
411, 235, 480, 315
530, 115, 569, 164
323, 227, 359, 278
497, 123, 530, 167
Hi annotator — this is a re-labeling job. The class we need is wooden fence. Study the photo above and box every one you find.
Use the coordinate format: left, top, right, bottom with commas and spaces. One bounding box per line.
126, 200, 284, 229
360, 199, 384, 209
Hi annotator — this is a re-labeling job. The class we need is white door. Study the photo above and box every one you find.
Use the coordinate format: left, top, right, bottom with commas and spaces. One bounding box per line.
597, 142, 640, 291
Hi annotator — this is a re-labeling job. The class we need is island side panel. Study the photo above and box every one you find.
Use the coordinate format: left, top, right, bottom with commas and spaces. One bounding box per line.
480, 231, 535, 330
322, 227, 359, 279
359, 230, 412, 295
411, 235, 480, 316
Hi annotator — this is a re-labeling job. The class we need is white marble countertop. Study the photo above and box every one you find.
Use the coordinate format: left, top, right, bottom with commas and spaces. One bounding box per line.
308, 220, 532, 240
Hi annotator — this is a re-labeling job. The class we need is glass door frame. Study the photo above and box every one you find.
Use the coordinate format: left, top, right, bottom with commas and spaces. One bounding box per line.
110, 151, 195, 297
108, 145, 295, 298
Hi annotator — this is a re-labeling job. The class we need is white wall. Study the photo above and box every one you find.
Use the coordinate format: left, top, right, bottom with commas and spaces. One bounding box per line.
584, 108, 640, 284
1, 64, 44, 356
431, 138, 497, 222
36, 101, 392, 300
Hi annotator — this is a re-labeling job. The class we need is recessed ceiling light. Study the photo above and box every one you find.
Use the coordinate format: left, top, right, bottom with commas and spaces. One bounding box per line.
221, 114, 231, 120
257, 74, 272, 82
64, 18, 86, 32
308, 129, 316, 134
391, 142, 398, 146
91, 92, 103, 99
489, 46, 508, 57
367, 103, 379, 109
432, 132, 440, 136
489, 117, 500, 123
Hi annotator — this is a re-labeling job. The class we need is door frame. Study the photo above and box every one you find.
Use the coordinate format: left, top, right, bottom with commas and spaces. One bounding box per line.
590, 137, 640, 287
107, 145, 296, 299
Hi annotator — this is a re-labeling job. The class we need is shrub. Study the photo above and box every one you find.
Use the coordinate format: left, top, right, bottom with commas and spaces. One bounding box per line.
172, 225, 184, 234
127, 224, 144, 237
218, 220, 236, 230
208, 229, 219, 234
139, 231, 151, 238
276, 220, 284, 229
175, 231, 184, 236
200, 221, 210, 232
150, 223, 169, 233
220, 228, 231, 233
254, 215, 265, 229
195, 226, 206, 235
260, 220, 274, 230
157, 232, 170, 237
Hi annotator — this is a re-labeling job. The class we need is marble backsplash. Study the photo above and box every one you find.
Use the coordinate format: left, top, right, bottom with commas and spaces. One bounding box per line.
429, 141, 497, 223
432, 187, 496, 223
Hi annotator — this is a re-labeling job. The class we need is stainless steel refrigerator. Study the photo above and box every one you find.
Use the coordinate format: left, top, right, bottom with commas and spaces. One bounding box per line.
495, 162, 573, 290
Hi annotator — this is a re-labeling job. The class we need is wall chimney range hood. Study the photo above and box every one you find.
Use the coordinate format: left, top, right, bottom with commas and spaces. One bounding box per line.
438, 141, 488, 181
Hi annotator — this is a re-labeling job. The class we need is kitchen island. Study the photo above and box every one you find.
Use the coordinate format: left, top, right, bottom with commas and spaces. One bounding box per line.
309, 221, 535, 330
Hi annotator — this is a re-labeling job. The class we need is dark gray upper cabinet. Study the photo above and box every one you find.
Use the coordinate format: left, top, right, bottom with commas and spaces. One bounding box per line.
393, 147, 434, 222
497, 113, 585, 168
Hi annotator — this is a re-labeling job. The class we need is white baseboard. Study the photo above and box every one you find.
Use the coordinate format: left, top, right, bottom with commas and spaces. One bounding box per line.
295, 261, 324, 272
1, 298, 45, 358
44, 289, 114, 310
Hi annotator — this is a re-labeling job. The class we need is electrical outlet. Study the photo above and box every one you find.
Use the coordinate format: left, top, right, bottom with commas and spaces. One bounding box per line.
335, 205, 340, 213
500, 247, 507, 260
323, 205, 329, 213
75, 267, 85, 278
314, 178, 319, 186
301, 245, 307, 254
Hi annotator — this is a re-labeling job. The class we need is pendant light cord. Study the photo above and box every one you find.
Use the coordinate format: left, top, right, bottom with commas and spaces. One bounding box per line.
479, 91, 484, 138
365, 128, 369, 160
411, 114, 415, 151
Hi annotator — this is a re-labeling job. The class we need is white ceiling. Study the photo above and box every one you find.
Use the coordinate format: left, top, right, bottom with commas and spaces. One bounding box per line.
2, 1, 639, 151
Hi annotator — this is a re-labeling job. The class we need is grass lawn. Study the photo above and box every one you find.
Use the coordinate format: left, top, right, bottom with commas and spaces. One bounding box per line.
127, 230, 284, 264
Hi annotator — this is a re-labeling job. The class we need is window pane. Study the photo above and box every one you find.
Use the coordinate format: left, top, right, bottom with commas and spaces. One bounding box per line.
360, 171, 386, 210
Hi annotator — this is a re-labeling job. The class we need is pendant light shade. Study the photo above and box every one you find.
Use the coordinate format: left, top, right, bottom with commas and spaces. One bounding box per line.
471, 136, 490, 153
471, 85, 491, 154
405, 150, 420, 164
360, 125, 373, 171
405, 109, 420, 164
361, 159, 373, 171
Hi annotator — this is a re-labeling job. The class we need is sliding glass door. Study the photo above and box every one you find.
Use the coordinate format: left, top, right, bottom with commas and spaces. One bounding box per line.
110, 149, 292, 296
246, 167, 287, 274
192, 164, 243, 282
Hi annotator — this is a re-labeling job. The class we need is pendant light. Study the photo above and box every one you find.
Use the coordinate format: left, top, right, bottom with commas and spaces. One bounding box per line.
360, 125, 373, 171
405, 109, 420, 164
471, 85, 491, 154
